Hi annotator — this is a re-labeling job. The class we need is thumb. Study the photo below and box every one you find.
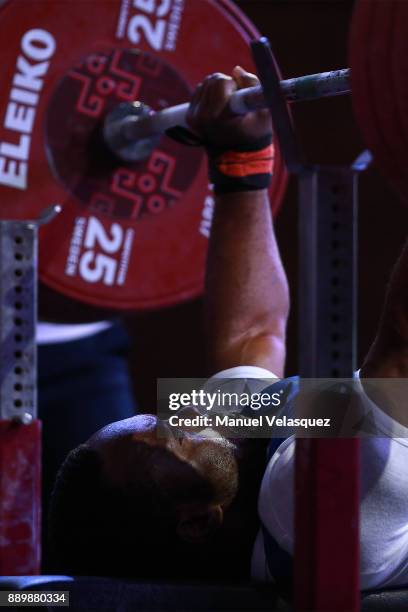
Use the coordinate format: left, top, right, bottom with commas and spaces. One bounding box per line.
232, 65, 259, 90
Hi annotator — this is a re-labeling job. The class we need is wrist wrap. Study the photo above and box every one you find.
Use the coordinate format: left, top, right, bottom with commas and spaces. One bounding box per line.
208, 134, 274, 195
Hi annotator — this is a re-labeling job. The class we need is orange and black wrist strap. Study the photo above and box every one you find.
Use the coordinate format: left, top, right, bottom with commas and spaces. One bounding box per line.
166, 127, 274, 195
208, 135, 274, 195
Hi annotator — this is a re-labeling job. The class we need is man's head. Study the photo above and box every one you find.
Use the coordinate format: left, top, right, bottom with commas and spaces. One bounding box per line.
49, 414, 261, 580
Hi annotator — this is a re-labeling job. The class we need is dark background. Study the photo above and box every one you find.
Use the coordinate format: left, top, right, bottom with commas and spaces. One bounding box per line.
40, 0, 408, 411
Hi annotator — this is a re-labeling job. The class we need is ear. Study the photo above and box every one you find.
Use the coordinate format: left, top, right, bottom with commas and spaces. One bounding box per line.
176, 504, 223, 544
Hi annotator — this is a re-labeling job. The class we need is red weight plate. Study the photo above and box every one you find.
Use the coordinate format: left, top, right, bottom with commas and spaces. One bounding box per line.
350, 2, 395, 186
366, 1, 408, 200
392, 1, 408, 200
350, 0, 408, 203
366, 2, 408, 195
0, 0, 288, 310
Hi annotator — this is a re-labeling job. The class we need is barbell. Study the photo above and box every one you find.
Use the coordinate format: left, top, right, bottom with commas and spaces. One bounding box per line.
0, 0, 405, 313
103, 67, 351, 161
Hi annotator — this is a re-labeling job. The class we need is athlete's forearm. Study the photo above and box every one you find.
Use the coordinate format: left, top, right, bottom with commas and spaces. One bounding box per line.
205, 189, 289, 376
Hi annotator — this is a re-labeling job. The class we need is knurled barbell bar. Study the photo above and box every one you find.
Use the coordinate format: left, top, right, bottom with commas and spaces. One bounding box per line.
103, 66, 350, 161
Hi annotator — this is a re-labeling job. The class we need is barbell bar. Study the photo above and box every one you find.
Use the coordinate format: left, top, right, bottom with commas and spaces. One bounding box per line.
104, 67, 350, 160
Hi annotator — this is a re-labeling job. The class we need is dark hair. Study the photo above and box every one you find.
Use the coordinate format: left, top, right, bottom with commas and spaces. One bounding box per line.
48, 442, 242, 580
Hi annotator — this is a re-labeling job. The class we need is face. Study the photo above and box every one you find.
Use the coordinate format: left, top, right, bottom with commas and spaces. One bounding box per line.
89, 414, 239, 524
84, 415, 264, 576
